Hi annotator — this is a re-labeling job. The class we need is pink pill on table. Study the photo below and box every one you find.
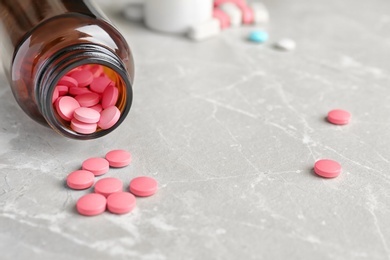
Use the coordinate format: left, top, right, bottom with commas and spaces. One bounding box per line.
82, 157, 109, 176
214, 0, 245, 7
70, 70, 94, 87
90, 77, 113, 94
240, 6, 254, 24
94, 177, 123, 197
314, 159, 342, 178
98, 106, 121, 130
90, 65, 104, 78
56, 85, 69, 96
101, 85, 119, 109
55, 96, 80, 121
58, 75, 78, 89
69, 87, 93, 96
70, 118, 97, 134
213, 9, 231, 29
129, 176, 158, 197
75, 92, 100, 107
67, 170, 95, 190
105, 149, 132, 168
73, 107, 101, 123
52, 87, 59, 104
327, 109, 351, 125
76, 193, 107, 216
107, 192, 136, 214
90, 104, 103, 113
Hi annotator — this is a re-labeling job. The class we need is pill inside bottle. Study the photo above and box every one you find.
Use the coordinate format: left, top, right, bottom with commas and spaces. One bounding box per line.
52, 64, 129, 136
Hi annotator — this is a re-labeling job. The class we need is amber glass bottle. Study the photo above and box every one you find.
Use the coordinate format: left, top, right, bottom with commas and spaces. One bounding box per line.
0, 0, 134, 139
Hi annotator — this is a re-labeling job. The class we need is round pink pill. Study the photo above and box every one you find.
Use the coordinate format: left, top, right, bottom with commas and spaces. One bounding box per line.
73, 107, 101, 123
314, 159, 342, 178
76, 193, 107, 216
75, 93, 100, 107
71, 118, 97, 134
101, 85, 119, 109
66, 170, 95, 190
71, 70, 94, 87
327, 109, 351, 125
52, 88, 59, 104
213, 9, 231, 29
90, 65, 104, 78
90, 77, 113, 94
94, 177, 123, 197
82, 157, 109, 176
69, 87, 93, 96
240, 6, 254, 24
58, 75, 78, 89
66, 67, 82, 76
105, 150, 132, 168
98, 106, 121, 130
90, 104, 103, 113
129, 176, 158, 197
55, 96, 80, 121
107, 192, 136, 214
56, 85, 69, 96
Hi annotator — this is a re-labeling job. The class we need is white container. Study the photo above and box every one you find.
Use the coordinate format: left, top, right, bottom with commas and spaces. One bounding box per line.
144, 0, 213, 34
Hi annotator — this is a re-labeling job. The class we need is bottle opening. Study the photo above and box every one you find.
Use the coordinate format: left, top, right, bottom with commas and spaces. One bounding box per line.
50, 63, 129, 136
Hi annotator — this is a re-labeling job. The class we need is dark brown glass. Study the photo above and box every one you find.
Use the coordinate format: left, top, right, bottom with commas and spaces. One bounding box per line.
0, 0, 134, 139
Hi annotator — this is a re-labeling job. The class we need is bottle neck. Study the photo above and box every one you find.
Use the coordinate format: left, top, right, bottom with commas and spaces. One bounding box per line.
36, 44, 133, 139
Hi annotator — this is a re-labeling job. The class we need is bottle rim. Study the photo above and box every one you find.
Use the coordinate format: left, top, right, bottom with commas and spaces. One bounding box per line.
36, 43, 133, 140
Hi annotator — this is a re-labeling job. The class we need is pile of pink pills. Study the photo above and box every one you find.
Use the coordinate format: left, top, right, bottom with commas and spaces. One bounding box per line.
66, 149, 158, 216
313, 109, 352, 179
52, 65, 121, 134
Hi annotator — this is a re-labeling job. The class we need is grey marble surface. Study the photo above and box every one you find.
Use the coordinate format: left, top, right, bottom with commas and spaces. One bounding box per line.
1, 0, 390, 259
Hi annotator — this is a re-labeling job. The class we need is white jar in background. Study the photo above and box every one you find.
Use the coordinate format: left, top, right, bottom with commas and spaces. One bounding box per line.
144, 0, 213, 34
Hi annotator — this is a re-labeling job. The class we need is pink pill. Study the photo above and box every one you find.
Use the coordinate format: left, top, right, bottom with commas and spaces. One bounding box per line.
70, 70, 94, 87
213, 9, 231, 29
240, 6, 254, 24
90, 104, 103, 113
90, 65, 104, 78
58, 76, 78, 89
75, 93, 100, 107
107, 192, 136, 214
94, 177, 123, 197
76, 193, 107, 216
55, 96, 80, 121
70, 118, 97, 134
105, 149, 132, 168
214, 0, 245, 7
73, 107, 101, 123
81, 64, 91, 70
327, 109, 351, 125
56, 85, 69, 96
98, 106, 121, 130
129, 176, 158, 197
90, 77, 113, 94
82, 157, 109, 176
69, 87, 93, 96
101, 85, 119, 109
52, 87, 59, 104
314, 159, 342, 178
66, 170, 95, 190
66, 67, 82, 76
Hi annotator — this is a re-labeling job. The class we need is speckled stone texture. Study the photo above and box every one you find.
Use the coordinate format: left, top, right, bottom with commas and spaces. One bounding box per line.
1, 0, 390, 259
